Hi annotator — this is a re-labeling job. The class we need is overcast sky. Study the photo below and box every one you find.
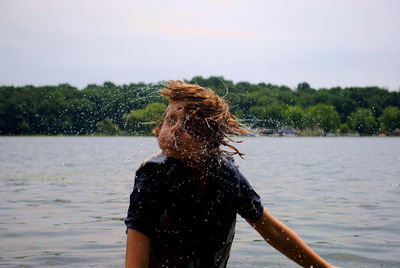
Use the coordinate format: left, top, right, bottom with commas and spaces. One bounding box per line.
1, 0, 399, 90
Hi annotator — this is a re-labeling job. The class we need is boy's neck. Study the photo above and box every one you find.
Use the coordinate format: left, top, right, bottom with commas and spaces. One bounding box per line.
180, 149, 220, 174
181, 157, 209, 193
181, 156, 207, 176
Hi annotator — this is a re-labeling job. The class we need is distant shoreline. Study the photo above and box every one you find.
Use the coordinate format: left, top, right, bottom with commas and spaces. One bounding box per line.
2, 77, 399, 137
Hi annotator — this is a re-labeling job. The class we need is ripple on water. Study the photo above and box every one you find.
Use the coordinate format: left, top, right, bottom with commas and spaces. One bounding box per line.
358, 203, 381, 210
1, 137, 399, 267
52, 199, 71, 203
326, 252, 400, 268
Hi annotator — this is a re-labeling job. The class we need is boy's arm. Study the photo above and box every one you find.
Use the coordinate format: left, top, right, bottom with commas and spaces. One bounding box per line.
248, 207, 337, 268
125, 228, 150, 268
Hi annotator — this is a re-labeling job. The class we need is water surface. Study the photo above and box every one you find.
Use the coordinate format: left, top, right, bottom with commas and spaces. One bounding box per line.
0, 137, 399, 267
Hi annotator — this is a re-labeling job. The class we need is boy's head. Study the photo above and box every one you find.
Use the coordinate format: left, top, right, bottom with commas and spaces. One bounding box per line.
153, 80, 245, 159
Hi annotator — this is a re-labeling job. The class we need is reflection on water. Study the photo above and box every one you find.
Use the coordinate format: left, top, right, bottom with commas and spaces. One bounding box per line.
0, 137, 399, 267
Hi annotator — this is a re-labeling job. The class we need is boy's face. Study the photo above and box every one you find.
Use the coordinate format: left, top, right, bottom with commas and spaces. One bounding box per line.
157, 102, 209, 162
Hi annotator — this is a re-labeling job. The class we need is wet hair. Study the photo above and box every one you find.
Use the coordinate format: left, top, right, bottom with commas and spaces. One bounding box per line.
153, 80, 246, 157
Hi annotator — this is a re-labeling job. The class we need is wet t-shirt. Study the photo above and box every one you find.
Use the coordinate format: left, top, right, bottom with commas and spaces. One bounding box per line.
125, 152, 264, 268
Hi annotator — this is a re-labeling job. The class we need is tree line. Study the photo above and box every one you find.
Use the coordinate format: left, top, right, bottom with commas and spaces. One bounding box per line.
1, 76, 399, 136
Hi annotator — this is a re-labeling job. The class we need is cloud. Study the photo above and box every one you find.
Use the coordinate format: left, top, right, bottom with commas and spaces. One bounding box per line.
133, 16, 260, 39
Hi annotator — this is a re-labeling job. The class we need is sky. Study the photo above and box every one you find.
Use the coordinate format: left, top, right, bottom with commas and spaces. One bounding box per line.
1, 0, 399, 90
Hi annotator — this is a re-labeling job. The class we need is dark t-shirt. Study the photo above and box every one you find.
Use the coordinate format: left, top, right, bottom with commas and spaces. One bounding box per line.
125, 152, 263, 268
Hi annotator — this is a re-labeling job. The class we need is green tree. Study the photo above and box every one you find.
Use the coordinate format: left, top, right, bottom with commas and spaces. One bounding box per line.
97, 118, 120, 136
347, 108, 378, 136
123, 102, 166, 135
379, 106, 400, 133
339, 123, 352, 135
1, 77, 398, 136
283, 106, 304, 129
249, 104, 286, 129
304, 104, 340, 135
296, 82, 315, 93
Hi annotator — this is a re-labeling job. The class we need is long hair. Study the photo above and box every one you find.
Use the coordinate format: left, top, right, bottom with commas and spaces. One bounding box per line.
153, 80, 246, 157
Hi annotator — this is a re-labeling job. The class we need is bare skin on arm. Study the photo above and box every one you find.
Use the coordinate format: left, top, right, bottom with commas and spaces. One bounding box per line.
125, 229, 150, 268
249, 207, 338, 268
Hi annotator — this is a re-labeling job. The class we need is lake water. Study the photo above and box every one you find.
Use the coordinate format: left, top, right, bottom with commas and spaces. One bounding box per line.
0, 137, 399, 267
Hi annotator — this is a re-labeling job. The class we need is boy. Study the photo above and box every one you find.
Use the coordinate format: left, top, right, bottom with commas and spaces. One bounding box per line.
125, 81, 337, 268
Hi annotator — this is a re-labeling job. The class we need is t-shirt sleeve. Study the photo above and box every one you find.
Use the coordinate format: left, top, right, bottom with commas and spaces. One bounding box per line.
236, 169, 264, 222
124, 164, 161, 237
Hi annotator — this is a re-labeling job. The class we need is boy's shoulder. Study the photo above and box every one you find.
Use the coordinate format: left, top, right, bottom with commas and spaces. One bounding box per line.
138, 151, 169, 169
139, 151, 168, 165
218, 152, 239, 170
136, 151, 239, 175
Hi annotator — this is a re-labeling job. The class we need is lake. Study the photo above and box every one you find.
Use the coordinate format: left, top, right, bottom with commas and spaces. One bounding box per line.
0, 137, 399, 267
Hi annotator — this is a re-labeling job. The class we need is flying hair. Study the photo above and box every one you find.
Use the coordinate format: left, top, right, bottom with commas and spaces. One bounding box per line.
153, 80, 246, 158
